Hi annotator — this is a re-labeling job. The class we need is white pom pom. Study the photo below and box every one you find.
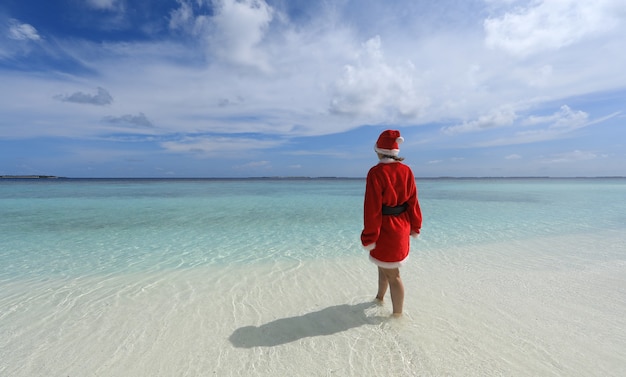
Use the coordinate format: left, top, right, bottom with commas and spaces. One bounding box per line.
396, 136, 404, 144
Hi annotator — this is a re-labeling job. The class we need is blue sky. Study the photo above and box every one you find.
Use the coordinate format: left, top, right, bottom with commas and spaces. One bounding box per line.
1, 0, 625, 178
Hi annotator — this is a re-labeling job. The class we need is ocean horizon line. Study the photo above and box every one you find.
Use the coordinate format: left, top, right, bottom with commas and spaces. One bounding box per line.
2, 175, 625, 180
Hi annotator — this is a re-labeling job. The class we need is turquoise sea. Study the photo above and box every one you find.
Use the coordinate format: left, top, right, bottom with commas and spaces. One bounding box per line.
1, 178, 625, 376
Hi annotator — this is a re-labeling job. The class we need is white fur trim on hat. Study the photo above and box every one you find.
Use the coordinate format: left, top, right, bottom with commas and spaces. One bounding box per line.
374, 133, 404, 156
374, 144, 400, 156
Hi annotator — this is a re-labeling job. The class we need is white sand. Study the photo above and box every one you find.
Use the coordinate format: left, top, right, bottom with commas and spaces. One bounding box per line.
1, 231, 625, 376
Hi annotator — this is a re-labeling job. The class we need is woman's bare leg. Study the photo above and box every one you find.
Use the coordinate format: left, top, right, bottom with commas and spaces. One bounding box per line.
380, 267, 404, 315
376, 267, 388, 302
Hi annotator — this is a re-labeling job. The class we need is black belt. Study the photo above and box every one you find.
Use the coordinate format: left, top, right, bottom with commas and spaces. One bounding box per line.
382, 203, 408, 216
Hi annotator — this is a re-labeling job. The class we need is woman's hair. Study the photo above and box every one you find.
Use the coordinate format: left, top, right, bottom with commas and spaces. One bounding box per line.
381, 154, 405, 162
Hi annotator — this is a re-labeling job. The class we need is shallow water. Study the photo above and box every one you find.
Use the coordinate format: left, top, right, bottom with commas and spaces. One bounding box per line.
1, 178, 625, 376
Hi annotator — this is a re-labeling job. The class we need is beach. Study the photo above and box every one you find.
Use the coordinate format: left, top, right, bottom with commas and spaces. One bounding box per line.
1, 178, 625, 376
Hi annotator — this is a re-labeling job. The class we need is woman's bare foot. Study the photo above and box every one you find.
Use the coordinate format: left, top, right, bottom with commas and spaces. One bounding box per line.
374, 296, 384, 305
391, 312, 402, 318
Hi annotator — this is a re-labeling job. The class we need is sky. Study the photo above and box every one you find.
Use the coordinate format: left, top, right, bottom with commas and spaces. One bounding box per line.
1, 0, 625, 178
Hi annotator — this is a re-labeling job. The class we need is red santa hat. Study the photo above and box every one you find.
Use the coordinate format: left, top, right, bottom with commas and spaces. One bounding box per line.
374, 130, 404, 156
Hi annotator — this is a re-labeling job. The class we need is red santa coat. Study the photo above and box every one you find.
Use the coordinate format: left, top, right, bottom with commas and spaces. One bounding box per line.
361, 159, 422, 268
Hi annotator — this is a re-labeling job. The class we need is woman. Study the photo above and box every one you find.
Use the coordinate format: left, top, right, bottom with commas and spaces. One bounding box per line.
361, 130, 422, 317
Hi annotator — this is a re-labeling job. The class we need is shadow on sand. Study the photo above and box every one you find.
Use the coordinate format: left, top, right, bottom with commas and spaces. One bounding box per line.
229, 302, 384, 348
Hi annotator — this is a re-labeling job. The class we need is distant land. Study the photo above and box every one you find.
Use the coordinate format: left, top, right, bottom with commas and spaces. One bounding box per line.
0, 175, 62, 179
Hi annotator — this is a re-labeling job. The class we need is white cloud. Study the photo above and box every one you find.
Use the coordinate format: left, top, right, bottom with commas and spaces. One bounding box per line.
543, 150, 601, 164
442, 106, 517, 135
473, 106, 616, 148
170, 0, 274, 71
8, 19, 41, 41
329, 36, 429, 121
169, 1, 195, 31
484, 0, 626, 56
160, 136, 285, 157
505, 154, 522, 160
235, 160, 271, 170
211, 0, 273, 70
522, 105, 588, 130
86, 0, 124, 11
